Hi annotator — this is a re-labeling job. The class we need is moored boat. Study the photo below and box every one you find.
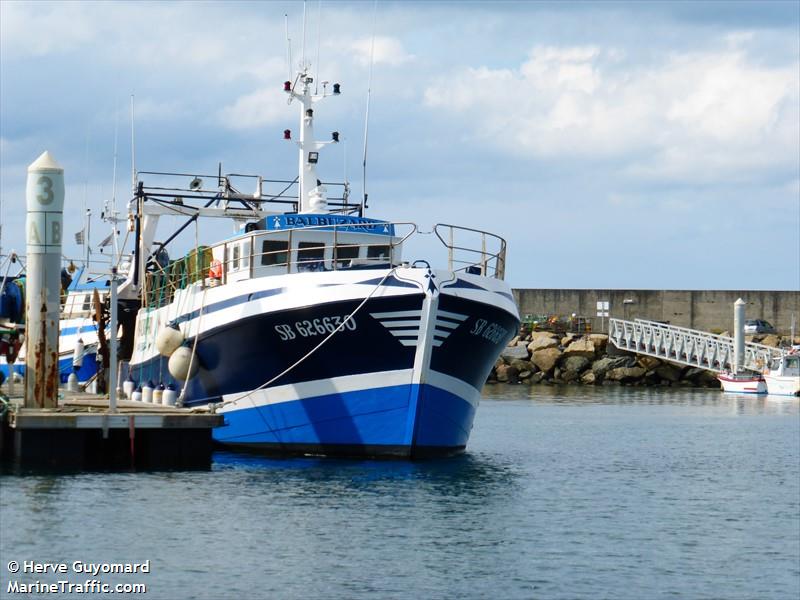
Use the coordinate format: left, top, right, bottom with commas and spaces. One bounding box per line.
717, 371, 767, 394
763, 349, 800, 397
1, 266, 110, 385
118, 66, 520, 457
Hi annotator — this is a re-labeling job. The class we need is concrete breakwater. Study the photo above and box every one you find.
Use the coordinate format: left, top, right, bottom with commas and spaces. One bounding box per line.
488, 330, 798, 388
513, 289, 800, 335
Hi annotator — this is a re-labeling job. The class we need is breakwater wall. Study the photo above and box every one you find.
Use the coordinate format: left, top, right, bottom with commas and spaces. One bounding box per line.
513, 289, 800, 334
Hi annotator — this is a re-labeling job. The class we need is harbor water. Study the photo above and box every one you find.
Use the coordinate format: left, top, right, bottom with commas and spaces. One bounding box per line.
1, 385, 798, 599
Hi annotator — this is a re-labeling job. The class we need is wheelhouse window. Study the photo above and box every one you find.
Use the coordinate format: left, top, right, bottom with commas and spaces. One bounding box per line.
82, 294, 91, 311
261, 240, 290, 266
335, 243, 359, 268
241, 241, 250, 269
297, 242, 326, 272
232, 245, 240, 269
367, 245, 391, 262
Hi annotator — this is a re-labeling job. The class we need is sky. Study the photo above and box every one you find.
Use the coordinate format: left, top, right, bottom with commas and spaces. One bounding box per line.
1, 0, 798, 290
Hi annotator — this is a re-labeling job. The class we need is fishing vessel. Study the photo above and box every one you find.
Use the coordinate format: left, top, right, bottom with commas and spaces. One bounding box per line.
716, 371, 767, 394
763, 349, 800, 397
0, 267, 109, 385
118, 68, 519, 457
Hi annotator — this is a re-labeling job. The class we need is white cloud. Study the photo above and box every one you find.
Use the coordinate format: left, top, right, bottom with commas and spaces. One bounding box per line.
424, 39, 799, 183
218, 88, 287, 130
134, 99, 183, 121
348, 36, 413, 66
0, 1, 96, 58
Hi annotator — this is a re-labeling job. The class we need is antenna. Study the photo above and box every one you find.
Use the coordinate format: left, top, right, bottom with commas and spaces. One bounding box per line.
314, 0, 322, 94
111, 105, 120, 259
83, 126, 89, 268
85, 209, 91, 269
361, 0, 378, 215
285, 14, 293, 81
130, 94, 136, 195
302, 0, 307, 71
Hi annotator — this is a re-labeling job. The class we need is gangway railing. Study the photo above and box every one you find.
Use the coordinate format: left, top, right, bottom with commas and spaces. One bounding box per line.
608, 318, 783, 373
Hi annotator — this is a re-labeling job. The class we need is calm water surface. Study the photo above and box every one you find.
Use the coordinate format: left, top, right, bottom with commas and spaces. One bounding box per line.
1, 386, 798, 599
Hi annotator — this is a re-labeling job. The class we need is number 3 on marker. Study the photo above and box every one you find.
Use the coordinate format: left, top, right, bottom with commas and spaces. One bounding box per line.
37, 176, 54, 205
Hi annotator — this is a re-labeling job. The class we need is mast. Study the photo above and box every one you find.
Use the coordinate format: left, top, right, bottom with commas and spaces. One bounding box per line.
286, 68, 340, 213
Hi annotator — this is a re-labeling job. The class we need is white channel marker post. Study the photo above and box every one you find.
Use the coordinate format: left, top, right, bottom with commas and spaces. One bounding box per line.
25, 151, 64, 409
733, 298, 746, 375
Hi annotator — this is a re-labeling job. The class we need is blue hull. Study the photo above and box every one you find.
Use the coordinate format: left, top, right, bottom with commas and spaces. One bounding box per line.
216, 381, 475, 458
131, 285, 518, 457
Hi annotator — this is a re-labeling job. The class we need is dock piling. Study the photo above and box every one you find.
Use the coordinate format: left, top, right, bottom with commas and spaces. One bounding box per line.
24, 151, 64, 409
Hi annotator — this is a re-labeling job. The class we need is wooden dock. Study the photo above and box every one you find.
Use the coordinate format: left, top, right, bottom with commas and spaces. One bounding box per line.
1, 394, 223, 471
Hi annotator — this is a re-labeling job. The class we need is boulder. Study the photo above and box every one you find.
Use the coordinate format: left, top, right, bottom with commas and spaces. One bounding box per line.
637, 356, 662, 371
519, 370, 532, 380
496, 364, 520, 383
501, 345, 530, 361
562, 355, 591, 374
581, 371, 598, 385
592, 356, 635, 377
531, 347, 562, 373
562, 369, 580, 383
494, 357, 506, 369
684, 368, 719, 387
530, 372, 546, 384
760, 334, 781, 348
527, 332, 560, 353
644, 370, 661, 385
563, 337, 596, 359
655, 364, 682, 382
587, 334, 609, 353
561, 333, 579, 346
606, 366, 647, 382
508, 335, 520, 347
510, 359, 537, 374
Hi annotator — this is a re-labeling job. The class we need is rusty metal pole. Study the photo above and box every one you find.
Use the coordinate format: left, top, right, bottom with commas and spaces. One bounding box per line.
24, 151, 64, 409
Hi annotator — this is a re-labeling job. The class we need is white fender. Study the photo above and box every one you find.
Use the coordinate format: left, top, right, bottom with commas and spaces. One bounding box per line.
168, 346, 199, 381
156, 324, 184, 357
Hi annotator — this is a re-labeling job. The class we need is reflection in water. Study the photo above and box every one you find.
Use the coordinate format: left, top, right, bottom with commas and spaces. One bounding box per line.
483, 382, 799, 415
212, 450, 519, 501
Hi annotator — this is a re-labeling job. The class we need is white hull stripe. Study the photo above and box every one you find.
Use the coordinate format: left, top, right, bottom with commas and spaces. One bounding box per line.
370, 310, 422, 319
437, 310, 468, 322
216, 367, 482, 414
380, 320, 421, 328
219, 369, 415, 412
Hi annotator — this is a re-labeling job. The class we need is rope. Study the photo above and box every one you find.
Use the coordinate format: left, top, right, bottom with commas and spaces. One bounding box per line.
210, 267, 397, 416
177, 286, 207, 407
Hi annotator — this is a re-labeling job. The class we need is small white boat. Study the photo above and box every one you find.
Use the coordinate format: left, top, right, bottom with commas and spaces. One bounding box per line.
717, 371, 767, 394
763, 350, 800, 397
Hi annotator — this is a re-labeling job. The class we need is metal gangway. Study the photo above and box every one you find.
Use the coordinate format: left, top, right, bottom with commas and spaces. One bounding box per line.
608, 318, 783, 373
